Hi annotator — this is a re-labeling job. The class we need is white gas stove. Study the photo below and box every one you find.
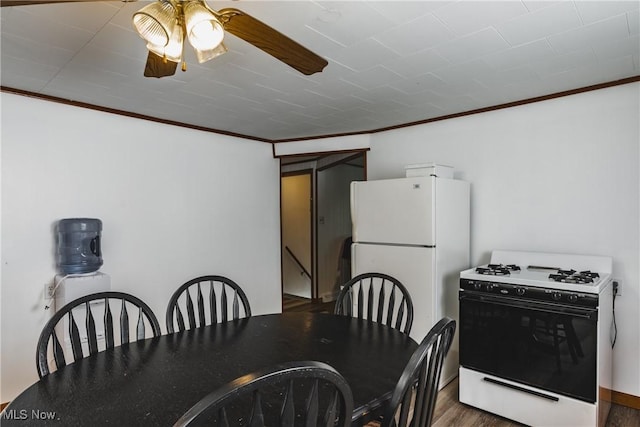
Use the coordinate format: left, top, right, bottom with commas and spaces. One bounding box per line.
460, 249, 613, 294
458, 250, 615, 427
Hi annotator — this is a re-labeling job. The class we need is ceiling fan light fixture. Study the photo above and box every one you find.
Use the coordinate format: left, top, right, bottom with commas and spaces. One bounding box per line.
147, 21, 184, 63
195, 41, 228, 64
183, 1, 224, 51
132, 0, 178, 47
132, 1, 327, 78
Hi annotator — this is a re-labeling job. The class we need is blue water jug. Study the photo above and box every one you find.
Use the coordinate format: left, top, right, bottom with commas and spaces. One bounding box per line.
56, 218, 103, 274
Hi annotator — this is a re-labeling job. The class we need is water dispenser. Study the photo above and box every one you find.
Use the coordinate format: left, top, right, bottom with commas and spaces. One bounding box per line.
56, 218, 103, 274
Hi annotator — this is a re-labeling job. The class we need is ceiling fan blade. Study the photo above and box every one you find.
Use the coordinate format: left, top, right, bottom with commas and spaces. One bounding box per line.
144, 51, 177, 78
1, 0, 107, 6
217, 8, 328, 76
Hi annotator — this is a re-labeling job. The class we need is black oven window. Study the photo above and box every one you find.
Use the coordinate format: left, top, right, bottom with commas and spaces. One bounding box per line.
459, 295, 598, 403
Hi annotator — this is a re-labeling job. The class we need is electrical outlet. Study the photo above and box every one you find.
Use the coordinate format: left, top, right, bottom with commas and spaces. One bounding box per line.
613, 279, 622, 296
44, 283, 55, 300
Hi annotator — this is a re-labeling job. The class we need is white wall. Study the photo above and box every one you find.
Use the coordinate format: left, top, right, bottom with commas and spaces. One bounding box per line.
367, 83, 640, 397
0, 93, 282, 402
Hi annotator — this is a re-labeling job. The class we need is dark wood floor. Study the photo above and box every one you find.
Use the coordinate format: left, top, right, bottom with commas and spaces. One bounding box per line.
282, 294, 335, 313
282, 295, 640, 427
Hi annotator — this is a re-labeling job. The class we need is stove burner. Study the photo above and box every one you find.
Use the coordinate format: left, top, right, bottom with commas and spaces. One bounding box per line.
476, 264, 521, 276
549, 270, 600, 284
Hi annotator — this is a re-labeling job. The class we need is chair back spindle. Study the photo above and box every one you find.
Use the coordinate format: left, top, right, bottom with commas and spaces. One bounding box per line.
104, 300, 114, 350
86, 303, 98, 354
120, 299, 130, 344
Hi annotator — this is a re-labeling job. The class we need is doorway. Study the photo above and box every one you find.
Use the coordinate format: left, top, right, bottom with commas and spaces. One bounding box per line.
281, 171, 313, 299
279, 151, 366, 310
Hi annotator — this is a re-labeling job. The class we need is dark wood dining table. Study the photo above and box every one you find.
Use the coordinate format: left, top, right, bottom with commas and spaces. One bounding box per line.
2, 312, 418, 426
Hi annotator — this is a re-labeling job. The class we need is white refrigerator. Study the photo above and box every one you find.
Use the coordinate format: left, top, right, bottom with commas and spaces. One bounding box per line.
350, 175, 470, 385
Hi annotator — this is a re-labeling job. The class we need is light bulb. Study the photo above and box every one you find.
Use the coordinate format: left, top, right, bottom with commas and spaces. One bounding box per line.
184, 1, 224, 51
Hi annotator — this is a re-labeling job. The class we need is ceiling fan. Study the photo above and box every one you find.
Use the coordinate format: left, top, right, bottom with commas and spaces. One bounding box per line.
0, 0, 329, 78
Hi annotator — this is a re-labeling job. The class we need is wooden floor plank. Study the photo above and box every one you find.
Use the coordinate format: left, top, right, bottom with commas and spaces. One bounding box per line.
282, 294, 335, 313
606, 404, 640, 427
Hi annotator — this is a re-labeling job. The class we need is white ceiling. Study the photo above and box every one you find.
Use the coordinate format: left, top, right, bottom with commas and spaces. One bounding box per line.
1, 0, 638, 141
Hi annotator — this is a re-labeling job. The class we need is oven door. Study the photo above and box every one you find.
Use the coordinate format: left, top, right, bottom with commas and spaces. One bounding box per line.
459, 290, 598, 403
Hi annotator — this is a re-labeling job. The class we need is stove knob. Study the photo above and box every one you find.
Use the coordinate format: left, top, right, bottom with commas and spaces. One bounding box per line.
552, 292, 562, 301
473, 282, 482, 290
516, 287, 525, 296
568, 294, 578, 303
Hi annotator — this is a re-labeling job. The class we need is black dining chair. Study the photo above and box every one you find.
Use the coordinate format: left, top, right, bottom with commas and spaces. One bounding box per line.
166, 275, 252, 333
334, 272, 414, 334
173, 360, 354, 427
381, 317, 456, 427
36, 291, 161, 378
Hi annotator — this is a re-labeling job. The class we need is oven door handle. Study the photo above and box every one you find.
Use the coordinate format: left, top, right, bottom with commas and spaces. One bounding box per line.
459, 292, 598, 320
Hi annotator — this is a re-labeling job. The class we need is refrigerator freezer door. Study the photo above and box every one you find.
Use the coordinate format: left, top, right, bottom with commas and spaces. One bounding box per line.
351, 242, 436, 343
351, 177, 435, 246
